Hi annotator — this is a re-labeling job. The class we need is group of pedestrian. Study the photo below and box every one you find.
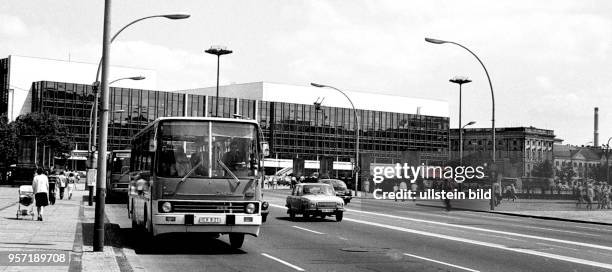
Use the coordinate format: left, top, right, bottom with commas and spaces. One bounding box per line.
31, 167, 80, 221
575, 181, 611, 210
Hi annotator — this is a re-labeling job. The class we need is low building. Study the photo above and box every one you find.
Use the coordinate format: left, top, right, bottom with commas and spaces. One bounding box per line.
450, 127, 556, 178
553, 144, 604, 179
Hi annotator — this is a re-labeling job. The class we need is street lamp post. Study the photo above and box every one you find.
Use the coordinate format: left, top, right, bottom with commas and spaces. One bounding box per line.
205, 46, 233, 117
460, 121, 476, 165
87, 76, 145, 206
450, 76, 472, 165
310, 83, 360, 195
92, 6, 189, 252
606, 137, 612, 184
425, 37, 496, 210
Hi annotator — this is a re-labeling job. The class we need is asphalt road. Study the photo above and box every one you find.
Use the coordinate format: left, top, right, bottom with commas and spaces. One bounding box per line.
103, 189, 612, 272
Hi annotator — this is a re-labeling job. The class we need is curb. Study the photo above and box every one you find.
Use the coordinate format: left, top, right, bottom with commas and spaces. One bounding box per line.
416, 203, 612, 226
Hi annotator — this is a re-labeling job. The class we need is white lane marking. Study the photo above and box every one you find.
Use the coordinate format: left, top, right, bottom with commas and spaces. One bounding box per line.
479, 233, 528, 243
518, 225, 601, 236
344, 218, 612, 270
270, 203, 611, 251
261, 253, 305, 271
341, 207, 612, 252
403, 253, 480, 272
572, 225, 612, 232
292, 225, 325, 234
537, 242, 579, 251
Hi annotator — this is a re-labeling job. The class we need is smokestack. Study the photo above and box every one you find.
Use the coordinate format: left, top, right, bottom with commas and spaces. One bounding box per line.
594, 107, 599, 147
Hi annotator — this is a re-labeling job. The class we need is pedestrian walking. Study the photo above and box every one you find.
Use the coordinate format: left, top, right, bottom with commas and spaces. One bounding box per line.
32, 168, 49, 221
67, 172, 76, 200
586, 183, 595, 210
492, 180, 502, 207
411, 181, 418, 202
509, 183, 517, 202
399, 181, 408, 202
272, 177, 278, 189
58, 171, 67, 200
393, 182, 399, 202
577, 182, 585, 207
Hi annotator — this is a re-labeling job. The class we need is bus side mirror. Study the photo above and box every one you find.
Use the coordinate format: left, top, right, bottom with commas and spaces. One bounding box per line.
262, 142, 270, 157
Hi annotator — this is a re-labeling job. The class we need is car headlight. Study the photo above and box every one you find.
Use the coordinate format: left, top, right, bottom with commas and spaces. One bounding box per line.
245, 203, 256, 214
262, 201, 269, 210
161, 202, 172, 213
310, 202, 316, 208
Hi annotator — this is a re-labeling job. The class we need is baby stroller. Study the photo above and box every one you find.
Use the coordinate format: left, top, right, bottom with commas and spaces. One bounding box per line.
17, 185, 35, 220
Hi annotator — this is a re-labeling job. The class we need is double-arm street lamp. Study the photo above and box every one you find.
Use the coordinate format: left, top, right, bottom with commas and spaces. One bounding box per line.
310, 83, 360, 195
425, 37, 496, 210
460, 121, 477, 165
92, 3, 189, 252
89, 13, 190, 161
205, 46, 233, 117
449, 76, 472, 165
86, 76, 145, 206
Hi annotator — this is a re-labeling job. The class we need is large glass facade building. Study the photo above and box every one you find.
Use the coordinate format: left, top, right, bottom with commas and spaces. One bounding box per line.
13, 81, 451, 170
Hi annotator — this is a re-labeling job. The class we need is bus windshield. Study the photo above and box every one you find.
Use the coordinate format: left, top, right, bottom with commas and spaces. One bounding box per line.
157, 121, 260, 179
111, 152, 130, 174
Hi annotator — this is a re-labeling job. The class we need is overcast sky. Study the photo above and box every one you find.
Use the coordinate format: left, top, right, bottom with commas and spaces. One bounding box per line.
1, 0, 611, 145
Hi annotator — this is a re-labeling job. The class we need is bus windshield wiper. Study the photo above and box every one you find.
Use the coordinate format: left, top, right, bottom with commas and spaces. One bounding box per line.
180, 159, 204, 183
217, 159, 240, 185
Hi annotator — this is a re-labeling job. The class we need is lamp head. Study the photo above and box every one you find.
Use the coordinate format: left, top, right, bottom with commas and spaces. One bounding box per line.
467, 121, 476, 126
310, 83, 326, 88
163, 14, 190, 20
130, 76, 146, 81
425, 37, 449, 44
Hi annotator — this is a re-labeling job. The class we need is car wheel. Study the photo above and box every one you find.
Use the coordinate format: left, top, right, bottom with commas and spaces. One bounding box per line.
229, 233, 245, 249
319, 214, 326, 219
289, 209, 295, 219
336, 211, 343, 222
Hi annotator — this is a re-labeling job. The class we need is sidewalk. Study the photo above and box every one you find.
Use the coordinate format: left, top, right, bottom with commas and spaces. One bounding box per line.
415, 197, 612, 225
0, 186, 128, 272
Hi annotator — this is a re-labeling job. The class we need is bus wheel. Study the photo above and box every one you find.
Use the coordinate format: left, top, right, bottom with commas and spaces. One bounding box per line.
229, 233, 245, 249
335, 211, 343, 222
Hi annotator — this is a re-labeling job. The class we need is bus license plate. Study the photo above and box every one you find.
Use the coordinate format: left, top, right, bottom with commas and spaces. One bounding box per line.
199, 217, 221, 224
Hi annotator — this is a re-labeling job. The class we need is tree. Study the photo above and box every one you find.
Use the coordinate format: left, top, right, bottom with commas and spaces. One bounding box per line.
587, 164, 607, 182
532, 160, 553, 178
14, 112, 73, 158
555, 164, 576, 184
0, 114, 18, 166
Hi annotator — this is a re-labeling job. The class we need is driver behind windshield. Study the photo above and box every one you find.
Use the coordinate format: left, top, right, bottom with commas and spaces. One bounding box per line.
222, 139, 245, 171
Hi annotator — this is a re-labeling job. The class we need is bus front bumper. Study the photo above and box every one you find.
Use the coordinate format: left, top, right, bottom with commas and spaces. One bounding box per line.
153, 213, 262, 236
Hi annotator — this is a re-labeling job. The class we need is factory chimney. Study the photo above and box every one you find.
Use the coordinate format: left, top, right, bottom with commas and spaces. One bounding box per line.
594, 107, 599, 147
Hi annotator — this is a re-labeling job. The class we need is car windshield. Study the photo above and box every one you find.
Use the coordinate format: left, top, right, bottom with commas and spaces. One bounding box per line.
302, 184, 334, 196
327, 180, 347, 190
156, 121, 259, 178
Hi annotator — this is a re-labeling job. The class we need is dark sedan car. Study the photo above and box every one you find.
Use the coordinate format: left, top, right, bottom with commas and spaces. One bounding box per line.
319, 179, 352, 204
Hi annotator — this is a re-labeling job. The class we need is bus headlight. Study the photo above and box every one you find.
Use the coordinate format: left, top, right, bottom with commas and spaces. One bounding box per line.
161, 202, 172, 213
245, 203, 256, 214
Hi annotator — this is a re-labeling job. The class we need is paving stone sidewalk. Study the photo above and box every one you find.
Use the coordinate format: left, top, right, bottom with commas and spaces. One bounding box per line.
0, 187, 126, 272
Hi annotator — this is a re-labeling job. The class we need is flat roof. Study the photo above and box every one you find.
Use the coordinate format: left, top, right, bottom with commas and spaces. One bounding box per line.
178, 82, 449, 117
